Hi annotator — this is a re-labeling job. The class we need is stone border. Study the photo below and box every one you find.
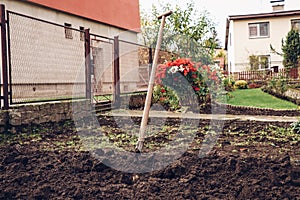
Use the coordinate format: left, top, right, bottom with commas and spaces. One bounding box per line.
212, 103, 300, 117
0, 100, 90, 132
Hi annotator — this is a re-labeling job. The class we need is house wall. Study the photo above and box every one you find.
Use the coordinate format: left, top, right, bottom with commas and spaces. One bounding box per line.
228, 14, 300, 72
227, 21, 235, 73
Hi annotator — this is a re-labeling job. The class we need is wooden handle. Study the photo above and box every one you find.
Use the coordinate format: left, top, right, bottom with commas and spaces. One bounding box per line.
158, 11, 173, 19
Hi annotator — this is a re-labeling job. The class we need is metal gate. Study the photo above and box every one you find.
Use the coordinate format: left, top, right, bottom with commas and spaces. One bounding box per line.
90, 34, 115, 102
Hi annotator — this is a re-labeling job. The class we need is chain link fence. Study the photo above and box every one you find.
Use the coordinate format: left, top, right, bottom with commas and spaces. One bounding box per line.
7, 11, 86, 104
90, 34, 114, 98
3, 9, 178, 107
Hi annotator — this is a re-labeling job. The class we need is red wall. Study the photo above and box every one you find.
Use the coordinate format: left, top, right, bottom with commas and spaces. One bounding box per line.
27, 0, 141, 31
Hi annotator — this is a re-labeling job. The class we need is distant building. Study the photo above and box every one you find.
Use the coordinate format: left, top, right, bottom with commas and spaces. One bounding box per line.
225, 3, 300, 72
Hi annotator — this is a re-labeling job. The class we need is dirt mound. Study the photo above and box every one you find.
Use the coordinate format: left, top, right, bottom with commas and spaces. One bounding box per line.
0, 120, 299, 199
0, 144, 299, 199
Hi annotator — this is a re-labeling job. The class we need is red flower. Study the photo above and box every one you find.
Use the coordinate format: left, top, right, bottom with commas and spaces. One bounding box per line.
193, 86, 200, 91
161, 88, 166, 93
159, 97, 166, 101
191, 74, 197, 79
183, 69, 189, 76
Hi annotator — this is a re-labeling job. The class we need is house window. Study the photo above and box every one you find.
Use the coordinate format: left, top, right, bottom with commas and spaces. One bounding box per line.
249, 55, 270, 70
80, 26, 85, 41
259, 55, 270, 69
291, 19, 300, 32
248, 22, 269, 38
64, 23, 73, 39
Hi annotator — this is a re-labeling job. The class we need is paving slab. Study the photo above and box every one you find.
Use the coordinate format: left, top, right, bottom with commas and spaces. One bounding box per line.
101, 109, 299, 123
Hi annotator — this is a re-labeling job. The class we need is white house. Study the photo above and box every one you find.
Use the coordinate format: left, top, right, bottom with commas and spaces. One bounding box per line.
225, 4, 300, 73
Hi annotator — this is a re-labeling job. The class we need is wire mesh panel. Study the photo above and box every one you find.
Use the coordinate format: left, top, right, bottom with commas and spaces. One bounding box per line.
7, 11, 86, 104
119, 40, 152, 93
90, 34, 114, 97
137, 45, 152, 90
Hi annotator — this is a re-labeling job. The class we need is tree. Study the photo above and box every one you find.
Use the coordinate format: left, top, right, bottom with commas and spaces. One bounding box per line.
249, 55, 259, 70
281, 29, 300, 69
139, 1, 220, 65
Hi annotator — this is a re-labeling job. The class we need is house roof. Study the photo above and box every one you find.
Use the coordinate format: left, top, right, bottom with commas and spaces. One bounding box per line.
224, 9, 300, 50
228, 9, 300, 20
26, 0, 141, 32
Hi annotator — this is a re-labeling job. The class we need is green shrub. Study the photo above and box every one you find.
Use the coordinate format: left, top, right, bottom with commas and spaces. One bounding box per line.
291, 120, 300, 134
153, 85, 180, 111
266, 76, 288, 94
223, 77, 235, 92
234, 80, 248, 89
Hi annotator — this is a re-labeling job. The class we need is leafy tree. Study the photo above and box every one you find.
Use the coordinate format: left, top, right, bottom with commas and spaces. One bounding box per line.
281, 29, 300, 69
139, 1, 220, 64
270, 29, 300, 71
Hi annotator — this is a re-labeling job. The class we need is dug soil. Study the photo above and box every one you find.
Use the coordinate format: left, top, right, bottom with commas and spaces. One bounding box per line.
0, 117, 300, 199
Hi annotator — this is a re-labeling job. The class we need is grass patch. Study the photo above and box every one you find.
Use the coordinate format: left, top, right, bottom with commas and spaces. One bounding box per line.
223, 88, 298, 110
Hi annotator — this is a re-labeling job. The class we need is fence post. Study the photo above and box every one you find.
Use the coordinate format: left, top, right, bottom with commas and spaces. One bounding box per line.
148, 47, 153, 77
0, 5, 9, 110
84, 29, 92, 100
113, 36, 121, 107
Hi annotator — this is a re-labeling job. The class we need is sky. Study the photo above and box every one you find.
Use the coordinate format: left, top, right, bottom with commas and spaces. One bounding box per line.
139, 0, 300, 47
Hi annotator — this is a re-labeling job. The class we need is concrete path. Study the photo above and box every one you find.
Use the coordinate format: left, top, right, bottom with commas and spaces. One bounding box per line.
102, 109, 299, 123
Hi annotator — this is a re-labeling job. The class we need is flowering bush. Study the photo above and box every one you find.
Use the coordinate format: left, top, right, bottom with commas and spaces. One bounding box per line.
154, 58, 223, 109
234, 80, 248, 89
152, 85, 180, 111
248, 82, 261, 89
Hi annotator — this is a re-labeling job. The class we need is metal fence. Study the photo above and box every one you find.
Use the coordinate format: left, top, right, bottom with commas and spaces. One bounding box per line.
6, 11, 86, 104
119, 39, 150, 93
0, 5, 177, 109
90, 33, 114, 97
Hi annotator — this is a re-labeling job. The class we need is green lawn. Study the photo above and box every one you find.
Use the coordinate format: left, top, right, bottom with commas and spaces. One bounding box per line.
223, 88, 298, 110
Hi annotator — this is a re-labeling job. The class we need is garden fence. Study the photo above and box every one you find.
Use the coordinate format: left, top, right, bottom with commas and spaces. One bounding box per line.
236, 68, 299, 81
5, 10, 87, 105
0, 5, 176, 109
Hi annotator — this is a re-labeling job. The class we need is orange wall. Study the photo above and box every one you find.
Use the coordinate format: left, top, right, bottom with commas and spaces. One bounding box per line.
27, 0, 141, 31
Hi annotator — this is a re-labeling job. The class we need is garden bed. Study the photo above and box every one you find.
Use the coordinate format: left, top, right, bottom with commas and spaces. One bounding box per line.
0, 117, 300, 199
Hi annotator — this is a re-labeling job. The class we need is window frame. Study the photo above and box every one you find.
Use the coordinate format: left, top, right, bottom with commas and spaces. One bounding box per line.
249, 55, 270, 70
64, 23, 73, 39
291, 19, 300, 32
248, 22, 270, 39
79, 26, 85, 41
258, 55, 270, 70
